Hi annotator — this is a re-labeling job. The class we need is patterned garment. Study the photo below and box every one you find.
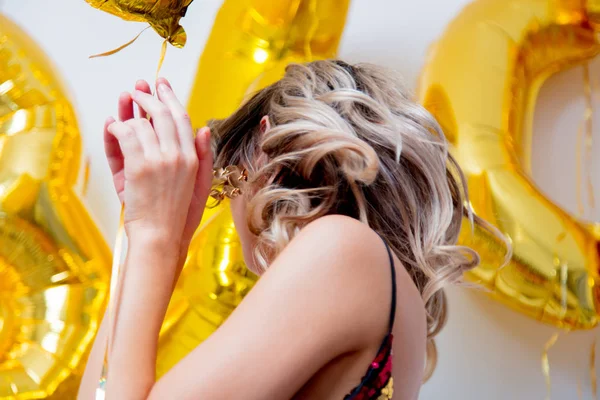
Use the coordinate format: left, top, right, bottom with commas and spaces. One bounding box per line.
344, 334, 394, 400
344, 236, 397, 400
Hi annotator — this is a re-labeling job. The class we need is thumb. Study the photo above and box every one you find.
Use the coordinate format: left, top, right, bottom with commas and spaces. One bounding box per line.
104, 116, 123, 175
194, 127, 213, 203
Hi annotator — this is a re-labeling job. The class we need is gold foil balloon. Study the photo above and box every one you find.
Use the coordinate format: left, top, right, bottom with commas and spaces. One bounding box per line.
0, 14, 110, 398
156, 0, 350, 373
84, 0, 194, 47
187, 0, 351, 124
156, 206, 255, 376
418, 0, 600, 329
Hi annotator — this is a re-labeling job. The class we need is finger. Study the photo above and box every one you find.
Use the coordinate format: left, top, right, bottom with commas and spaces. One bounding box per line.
131, 90, 179, 152
157, 77, 172, 90
124, 119, 160, 157
118, 92, 134, 121
156, 78, 194, 155
134, 80, 152, 118
107, 121, 145, 172
104, 116, 123, 175
194, 127, 214, 202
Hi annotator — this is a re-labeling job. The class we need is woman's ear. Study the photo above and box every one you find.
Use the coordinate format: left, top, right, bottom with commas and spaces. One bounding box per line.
260, 115, 271, 133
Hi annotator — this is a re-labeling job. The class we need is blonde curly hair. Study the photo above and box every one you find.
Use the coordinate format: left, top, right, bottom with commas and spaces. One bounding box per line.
209, 59, 507, 378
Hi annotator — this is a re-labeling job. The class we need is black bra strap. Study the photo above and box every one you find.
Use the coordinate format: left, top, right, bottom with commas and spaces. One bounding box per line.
379, 237, 397, 332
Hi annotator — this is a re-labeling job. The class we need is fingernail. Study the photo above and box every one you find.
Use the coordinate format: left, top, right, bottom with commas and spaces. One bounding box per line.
157, 83, 169, 94
157, 77, 172, 88
201, 127, 210, 141
197, 128, 209, 154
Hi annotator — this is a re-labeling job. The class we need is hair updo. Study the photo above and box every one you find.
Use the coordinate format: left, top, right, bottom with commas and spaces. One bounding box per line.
209, 59, 507, 378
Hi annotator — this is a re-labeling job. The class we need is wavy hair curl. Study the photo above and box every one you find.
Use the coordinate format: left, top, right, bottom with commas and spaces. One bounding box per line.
209, 60, 508, 377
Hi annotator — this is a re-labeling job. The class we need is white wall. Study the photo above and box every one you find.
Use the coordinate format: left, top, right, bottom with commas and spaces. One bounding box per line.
3, 1, 599, 398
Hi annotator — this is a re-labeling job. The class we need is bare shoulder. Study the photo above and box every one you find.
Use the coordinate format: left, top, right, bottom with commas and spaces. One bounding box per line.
282, 214, 389, 279
147, 216, 425, 399
264, 214, 423, 348
291, 214, 383, 255
285, 216, 428, 392
286, 215, 415, 296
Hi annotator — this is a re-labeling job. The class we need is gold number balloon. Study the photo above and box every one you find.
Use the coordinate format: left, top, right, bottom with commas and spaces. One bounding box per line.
418, 0, 600, 329
156, 0, 351, 373
0, 14, 110, 398
84, 0, 194, 47
186, 0, 351, 124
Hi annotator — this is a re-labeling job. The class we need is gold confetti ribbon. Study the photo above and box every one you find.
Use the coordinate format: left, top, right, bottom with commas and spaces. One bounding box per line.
82, 155, 91, 197
89, 26, 168, 80
156, 38, 168, 81
89, 26, 151, 59
576, 121, 585, 217
542, 332, 560, 400
582, 63, 595, 212
592, 338, 597, 399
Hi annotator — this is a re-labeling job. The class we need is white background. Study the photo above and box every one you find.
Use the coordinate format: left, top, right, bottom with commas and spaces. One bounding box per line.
3, 0, 600, 398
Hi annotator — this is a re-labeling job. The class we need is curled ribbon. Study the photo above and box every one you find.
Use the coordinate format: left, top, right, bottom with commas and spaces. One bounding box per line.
89, 26, 169, 80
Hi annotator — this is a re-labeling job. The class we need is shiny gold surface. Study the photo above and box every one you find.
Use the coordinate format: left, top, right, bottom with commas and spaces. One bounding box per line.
418, 0, 600, 329
84, 0, 194, 47
157, 206, 254, 375
0, 14, 111, 399
187, 0, 351, 125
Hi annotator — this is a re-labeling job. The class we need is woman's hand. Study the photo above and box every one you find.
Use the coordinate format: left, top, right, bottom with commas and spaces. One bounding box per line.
103, 78, 213, 266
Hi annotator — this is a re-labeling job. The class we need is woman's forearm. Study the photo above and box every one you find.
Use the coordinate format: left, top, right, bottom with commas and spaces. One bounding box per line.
78, 311, 109, 399
103, 233, 179, 399
78, 237, 185, 400
79, 77, 210, 399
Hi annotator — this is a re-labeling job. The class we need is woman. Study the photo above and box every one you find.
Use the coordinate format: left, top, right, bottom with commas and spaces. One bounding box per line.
79, 60, 505, 399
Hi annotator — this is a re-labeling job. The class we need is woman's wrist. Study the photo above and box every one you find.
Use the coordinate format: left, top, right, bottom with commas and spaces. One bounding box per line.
128, 228, 181, 261
124, 230, 182, 303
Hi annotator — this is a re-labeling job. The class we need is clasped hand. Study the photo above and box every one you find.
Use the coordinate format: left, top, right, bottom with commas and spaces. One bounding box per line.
104, 78, 213, 272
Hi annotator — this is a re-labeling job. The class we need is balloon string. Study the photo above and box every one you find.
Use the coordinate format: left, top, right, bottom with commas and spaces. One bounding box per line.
576, 63, 595, 218
156, 38, 168, 81
542, 332, 560, 400
582, 63, 595, 212
559, 262, 568, 313
553, 231, 568, 317
591, 338, 597, 399
89, 26, 151, 59
576, 121, 585, 217
96, 206, 126, 399
81, 155, 91, 197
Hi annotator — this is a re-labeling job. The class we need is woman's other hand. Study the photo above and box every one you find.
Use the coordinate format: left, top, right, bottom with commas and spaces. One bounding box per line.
103, 78, 213, 269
